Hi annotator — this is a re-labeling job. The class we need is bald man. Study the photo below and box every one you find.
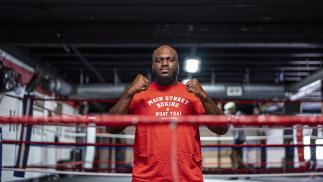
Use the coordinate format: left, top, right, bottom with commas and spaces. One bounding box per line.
107, 45, 228, 182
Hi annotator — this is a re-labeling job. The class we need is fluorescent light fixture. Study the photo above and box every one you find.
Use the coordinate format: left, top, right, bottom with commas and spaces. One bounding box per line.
299, 80, 321, 92
184, 58, 201, 73
290, 80, 321, 101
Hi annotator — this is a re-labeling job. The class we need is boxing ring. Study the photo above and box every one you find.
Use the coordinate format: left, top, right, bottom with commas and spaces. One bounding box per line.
1, 112, 323, 181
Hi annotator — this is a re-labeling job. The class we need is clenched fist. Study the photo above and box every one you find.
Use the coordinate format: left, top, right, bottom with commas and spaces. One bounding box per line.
186, 79, 208, 100
127, 74, 150, 96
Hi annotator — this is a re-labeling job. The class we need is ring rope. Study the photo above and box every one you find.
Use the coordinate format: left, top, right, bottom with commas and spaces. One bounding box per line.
3, 166, 319, 172
3, 140, 323, 148
3, 168, 323, 178
5, 94, 322, 104
6, 160, 311, 168
1, 115, 323, 126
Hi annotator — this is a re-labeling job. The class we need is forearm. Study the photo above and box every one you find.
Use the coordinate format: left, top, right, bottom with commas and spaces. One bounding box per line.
199, 94, 228, 135
107, 74, 149, 133
207, 125, 228, 135
108, 91, 133, 115
199, 95, 223, 115
106, 91, 133, 133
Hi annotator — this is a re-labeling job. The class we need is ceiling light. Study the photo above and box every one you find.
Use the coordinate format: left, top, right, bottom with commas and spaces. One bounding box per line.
184, 58, 201, 73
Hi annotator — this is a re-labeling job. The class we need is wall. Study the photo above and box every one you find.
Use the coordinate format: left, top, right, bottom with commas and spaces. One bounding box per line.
0, 91, 78, 181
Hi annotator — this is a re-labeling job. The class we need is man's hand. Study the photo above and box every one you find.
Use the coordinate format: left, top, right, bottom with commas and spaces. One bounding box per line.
186, 79, 208, 100
127, 74, 150, 96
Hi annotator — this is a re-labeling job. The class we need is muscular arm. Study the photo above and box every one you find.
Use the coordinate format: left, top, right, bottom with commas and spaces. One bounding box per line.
198, 94, 228, 135
106, 91, 134, 133
106, 74, 149, 134
186, 79, 228, 135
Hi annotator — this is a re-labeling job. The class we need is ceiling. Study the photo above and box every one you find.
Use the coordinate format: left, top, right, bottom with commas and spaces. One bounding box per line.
1, 0, 323, 86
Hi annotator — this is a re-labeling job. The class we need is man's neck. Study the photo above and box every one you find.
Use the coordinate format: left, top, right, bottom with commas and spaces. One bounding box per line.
155, 78, 177, 86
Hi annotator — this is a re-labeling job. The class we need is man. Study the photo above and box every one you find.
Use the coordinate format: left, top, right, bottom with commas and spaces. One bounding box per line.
224, 102, 246, 171
107, 45, 228, 182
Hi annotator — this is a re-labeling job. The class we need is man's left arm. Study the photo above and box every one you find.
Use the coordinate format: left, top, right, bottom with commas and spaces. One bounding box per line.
186, 79, 228, 135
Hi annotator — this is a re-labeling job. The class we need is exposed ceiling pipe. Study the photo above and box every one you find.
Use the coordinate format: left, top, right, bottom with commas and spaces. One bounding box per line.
71, 83, 285, 100
7, 43, 323, 49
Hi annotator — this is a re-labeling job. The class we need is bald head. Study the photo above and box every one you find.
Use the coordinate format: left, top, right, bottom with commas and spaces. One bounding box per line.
152, 45, 178, 62
151, 44, 179, 86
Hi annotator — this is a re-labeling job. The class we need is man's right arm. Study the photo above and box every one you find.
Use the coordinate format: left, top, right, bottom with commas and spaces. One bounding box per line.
108, 90, 134, 115
106, 74, 149, 133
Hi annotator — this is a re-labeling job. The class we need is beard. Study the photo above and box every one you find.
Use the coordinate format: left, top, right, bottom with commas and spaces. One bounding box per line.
152, 68, 178, 86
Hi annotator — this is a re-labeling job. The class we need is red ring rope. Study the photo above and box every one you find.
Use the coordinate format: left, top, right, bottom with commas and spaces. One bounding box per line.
3, 140, 323, 148
0, 115, 323, 126
5, 94, 322, 104
4, 165, 323, 174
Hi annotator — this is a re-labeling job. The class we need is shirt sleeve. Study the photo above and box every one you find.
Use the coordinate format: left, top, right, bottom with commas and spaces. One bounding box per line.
194, 98, 205, 115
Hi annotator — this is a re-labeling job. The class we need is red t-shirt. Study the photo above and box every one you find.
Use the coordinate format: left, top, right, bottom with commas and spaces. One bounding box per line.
129, 82, 205, 182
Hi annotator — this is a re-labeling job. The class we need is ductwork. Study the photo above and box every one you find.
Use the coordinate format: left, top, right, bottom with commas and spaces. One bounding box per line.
71, 83, 285, 100
72, 84, 128, 99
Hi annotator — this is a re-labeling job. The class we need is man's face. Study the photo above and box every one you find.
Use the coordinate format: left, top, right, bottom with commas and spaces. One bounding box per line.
152, 46, 179, 85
